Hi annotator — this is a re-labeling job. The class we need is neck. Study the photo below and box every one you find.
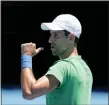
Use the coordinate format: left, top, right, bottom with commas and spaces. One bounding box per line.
59, 47, 78, 60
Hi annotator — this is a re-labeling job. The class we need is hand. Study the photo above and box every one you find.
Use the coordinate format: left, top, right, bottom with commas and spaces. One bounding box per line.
21, 42, 44, 57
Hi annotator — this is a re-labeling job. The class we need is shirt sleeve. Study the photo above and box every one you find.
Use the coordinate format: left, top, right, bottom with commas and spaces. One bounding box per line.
45, 60, 68, 88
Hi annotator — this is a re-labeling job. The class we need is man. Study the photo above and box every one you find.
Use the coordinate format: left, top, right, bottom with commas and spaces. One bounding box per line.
21, 14, 93, 105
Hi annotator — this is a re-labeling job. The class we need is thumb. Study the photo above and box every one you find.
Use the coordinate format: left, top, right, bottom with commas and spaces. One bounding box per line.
35, 47, 44, 55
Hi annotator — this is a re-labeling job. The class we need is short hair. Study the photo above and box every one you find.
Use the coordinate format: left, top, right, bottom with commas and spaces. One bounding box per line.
64, 30, 79, 47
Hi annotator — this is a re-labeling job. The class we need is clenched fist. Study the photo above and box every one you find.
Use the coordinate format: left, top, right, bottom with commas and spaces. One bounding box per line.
21, 42, 44, 57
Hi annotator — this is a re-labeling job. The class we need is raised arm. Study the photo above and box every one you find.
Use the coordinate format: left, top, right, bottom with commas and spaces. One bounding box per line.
21, 42, 59, 100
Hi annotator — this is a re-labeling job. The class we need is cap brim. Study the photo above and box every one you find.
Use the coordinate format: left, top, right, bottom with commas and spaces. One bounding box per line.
41, 22, 64, 31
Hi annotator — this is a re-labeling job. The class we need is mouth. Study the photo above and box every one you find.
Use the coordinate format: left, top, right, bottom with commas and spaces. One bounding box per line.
51, 45, 55, 49
51, 47, 55, 49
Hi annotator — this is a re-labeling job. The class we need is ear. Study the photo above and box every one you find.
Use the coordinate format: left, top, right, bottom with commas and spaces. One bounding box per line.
69, 34, 75, 40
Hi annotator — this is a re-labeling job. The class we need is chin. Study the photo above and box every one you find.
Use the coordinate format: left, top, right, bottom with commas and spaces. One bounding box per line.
52, 51, 58, 56
52, 53, 57, 56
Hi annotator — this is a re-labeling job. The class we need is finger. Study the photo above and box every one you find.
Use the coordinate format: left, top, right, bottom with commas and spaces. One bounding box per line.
33, 43, 36, 48
29, 43, 33, 47
35, 47, 44, 54
40, 47, 44, 51
21, 44, 24, 47
21, 44, 27, 47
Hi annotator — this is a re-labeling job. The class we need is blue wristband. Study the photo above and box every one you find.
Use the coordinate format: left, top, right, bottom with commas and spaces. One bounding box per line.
21, 54, 32, 69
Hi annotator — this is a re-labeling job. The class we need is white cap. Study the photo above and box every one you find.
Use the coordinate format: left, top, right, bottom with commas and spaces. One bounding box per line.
41, 14, 82, 38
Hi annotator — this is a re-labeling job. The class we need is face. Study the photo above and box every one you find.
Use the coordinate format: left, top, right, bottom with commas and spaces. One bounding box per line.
48, 30, 69, 56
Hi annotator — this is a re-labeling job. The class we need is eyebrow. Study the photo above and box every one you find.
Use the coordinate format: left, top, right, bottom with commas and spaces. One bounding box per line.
50, 31, 60, 34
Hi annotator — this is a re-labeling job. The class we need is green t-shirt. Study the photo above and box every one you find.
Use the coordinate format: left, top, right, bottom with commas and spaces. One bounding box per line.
45, 55, 93, 105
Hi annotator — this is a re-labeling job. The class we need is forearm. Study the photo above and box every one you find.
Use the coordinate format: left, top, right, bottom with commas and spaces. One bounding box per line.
21, 68, 37, 98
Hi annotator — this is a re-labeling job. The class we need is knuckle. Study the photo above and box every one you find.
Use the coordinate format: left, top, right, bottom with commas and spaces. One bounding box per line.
33, 44, 35, 46
21, 43, 30, 47
24, 44, 27, 47
33, 44, 36, 48
33, 43, 36, 46
21, 44, 25, 47
25, 43, 30, 46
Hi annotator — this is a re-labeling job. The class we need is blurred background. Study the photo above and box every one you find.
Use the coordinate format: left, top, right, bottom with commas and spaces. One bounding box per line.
1, 1, 108, 105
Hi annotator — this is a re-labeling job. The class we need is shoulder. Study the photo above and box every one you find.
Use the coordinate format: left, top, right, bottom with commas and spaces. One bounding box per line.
46, 60, 70, 88
51, 59, 70, 69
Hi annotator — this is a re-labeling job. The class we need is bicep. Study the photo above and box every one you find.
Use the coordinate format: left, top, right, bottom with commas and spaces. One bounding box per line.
30, 74, 59, 99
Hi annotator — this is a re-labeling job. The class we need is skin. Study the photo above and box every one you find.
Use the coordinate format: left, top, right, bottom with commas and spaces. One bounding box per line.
49, 30, 78, 59
21, 30, 78, 100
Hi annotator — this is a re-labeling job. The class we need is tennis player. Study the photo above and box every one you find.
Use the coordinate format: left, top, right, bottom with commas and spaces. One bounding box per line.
21, 14, 93, 105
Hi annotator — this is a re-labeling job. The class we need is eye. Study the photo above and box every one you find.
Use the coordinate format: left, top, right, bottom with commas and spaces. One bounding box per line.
54, 33, 58, 36
54, 33, 60, 38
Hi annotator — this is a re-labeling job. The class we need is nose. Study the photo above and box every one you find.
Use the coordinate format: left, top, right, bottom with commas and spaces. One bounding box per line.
48, 35, 53, 43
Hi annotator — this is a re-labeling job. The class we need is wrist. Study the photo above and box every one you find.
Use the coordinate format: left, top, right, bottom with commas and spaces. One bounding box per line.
22, 53, 32, 56
21, 54, 32, 69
